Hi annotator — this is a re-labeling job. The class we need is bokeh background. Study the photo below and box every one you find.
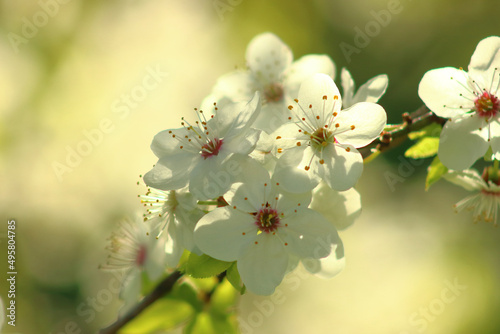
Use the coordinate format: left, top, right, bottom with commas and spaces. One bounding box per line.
1, 0, 500, 333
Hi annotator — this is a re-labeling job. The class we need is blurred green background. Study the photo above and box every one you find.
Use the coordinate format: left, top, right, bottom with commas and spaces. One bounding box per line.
1, 0, 500, 333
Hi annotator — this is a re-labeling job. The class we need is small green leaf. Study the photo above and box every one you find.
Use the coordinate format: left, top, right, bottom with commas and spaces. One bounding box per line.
211, 280, 238, 316
185, 312, 238, 334
408, 123, 442, 140
226, 262, 245, 294
186, 253, 232, 279
484, 146, 493, 161
119, 298, 193, 334
425, 156, 448, 191
169, 282, 203, 313
404, 137, 440, 159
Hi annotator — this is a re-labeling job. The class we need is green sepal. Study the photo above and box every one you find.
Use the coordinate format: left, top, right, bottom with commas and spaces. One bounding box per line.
226, 262, 246, 295
425, 156, 448, 191
185, 253, 232, 279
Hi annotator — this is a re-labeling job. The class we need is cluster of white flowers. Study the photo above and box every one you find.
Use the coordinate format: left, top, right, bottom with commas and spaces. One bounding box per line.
103, 32, 388, 296
419, 36, 500, 225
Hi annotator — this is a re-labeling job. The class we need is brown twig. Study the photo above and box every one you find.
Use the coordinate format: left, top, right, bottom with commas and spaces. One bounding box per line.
360, 105, 447, 159
99, 270, 183, 334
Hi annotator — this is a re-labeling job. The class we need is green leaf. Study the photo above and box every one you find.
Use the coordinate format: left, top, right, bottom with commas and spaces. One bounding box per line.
186, 253, 232, 279
169, 282, 203, 313
211, 280, 238, 316
425, 156, 448, 191
185, 312, 238, 334
119, 298, 193, 334
226, 262, 245, 294
408, 123, 442, 140
404, 137, 440, 159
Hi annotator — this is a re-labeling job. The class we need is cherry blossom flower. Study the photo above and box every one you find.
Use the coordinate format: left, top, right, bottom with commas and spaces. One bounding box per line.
140, 186, 204, 267
444, 168, 500, 225
340, 67, 388, 108
193, 166, 342, 295
143, 93, 261, 200
310, 181, 362, 231
210, 32, 335, 133
100, 217, 166, 309
273, 73, 387, 193
418, 36, 500, 170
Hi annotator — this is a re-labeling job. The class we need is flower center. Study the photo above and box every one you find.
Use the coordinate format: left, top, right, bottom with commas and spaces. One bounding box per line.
254, 206, 280, 233
264, 83, 284, 103
135, 244, 147, 267
474, 92, 500, 118
310, 128, 334, 151
201, 138, 223, 159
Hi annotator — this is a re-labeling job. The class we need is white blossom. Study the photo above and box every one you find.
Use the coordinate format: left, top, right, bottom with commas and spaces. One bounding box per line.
193, 165, 342, 295
273, 73, 387, 193
418, 36, 500, 170
100, 216, 166, 310
144, 93, 261, 200
210, 32, 336, 134
444, 169, 500, 225
140, 186, 204, 267
341, 67, 388, 108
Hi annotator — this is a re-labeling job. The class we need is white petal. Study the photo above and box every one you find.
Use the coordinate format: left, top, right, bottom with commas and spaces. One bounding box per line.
175, 208, 204, 254
275, 188, 312, 216
225, 164, 271, 213
218, 92, 261, 137
150, 128, 190, 158
334, 102, 387, 148
351, 74, 389, 106
120, 270, 141, 309
273, 122, 307, 150
418, 67, 475, 118
194, 207, 257, 262
237, 233, 288, 295
283, 54, 336, 99
212, 70, 258, 102
279, 208, 336, 259
310, 182, 361, 230
229, 154, 271, 184
488, 117, 500, 160
302, 236, 345, 279
143, 153, 196, 190
246, 33, 293, 85
273, 146, 321, 193
145, 240, 167, 280
340, 67, 355, 108
252, 102, 290, 134
438, 114, 489, 170
223, 128, 261, 155
443, 170, 486, 192
322, 144, 363, 191
297, 73, 341, 123
468, 36, 500, 87
189, 157, 231, 200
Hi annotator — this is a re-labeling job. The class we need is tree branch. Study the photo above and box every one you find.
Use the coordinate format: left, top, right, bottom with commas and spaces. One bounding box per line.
99, 270, 183, 334
360, 105, 447, 159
